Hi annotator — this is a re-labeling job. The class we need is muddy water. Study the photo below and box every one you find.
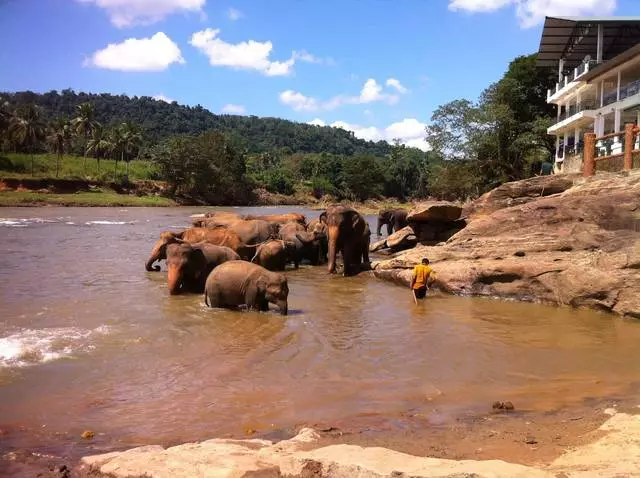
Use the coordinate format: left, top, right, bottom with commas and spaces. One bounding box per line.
2, 207, 640, 454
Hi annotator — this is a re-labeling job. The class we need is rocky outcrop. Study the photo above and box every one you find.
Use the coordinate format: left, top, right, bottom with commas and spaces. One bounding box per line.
79, 410, 640, 477
373, 171, 640, 318
370, 226, 417, 252
407, 201, 463, 222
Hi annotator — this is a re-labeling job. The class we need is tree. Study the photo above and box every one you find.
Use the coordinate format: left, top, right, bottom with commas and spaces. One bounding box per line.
86, 124, 113, 173
341, 154, 384, 201
72, 102, 97, 174
48, 117, 72, 178
120, 122, 142, 178
9, 104, 46, 176
109, 126, 125, 180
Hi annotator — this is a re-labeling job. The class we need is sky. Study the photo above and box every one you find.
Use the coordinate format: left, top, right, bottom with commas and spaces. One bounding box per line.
0, 0, 636, 151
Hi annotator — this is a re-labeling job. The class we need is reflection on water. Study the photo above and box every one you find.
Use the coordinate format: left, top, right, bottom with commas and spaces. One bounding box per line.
1, 206, 640, 450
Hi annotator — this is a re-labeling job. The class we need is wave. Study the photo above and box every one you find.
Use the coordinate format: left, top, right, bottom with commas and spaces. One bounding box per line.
84, 220, 136, 225
0, 326, 111, 368
0, 218, 56, 227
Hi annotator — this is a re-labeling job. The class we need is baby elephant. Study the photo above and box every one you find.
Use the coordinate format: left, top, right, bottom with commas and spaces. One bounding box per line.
166, 242, 240, 295
204, 261, 289, 315
252, 239, 297, 271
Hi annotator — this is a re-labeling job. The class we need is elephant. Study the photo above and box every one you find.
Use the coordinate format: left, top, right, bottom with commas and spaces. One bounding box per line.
251, 239, 297, 271
166, 242, 240, 295
306, 218, 328, 264
204, 261, 289, 315
242, 213, 306, 226
377, 208, 408, 237
320, 205, 371, 276
145, 227, 257, 271
279, 221, 324, 266
192, 211, 241, 228
224, 219, 280, 245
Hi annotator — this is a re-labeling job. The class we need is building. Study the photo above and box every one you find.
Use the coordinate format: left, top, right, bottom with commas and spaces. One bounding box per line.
537, 17, 640, 173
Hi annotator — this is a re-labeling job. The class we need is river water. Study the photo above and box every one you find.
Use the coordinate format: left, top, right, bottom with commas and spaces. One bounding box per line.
2, 206, 640, 455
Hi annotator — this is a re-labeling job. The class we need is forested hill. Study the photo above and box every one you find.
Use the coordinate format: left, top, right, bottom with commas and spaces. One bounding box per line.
1, 90, 392, 156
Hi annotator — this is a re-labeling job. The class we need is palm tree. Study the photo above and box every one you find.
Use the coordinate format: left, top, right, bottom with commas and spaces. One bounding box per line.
120, 122, 143, 178
0, 100, 13, 153
9, 105, 46, 176
71, 102, 97, 174
48, 117, 72, 178
109, 126, 125, 180
86, 124, 111, 174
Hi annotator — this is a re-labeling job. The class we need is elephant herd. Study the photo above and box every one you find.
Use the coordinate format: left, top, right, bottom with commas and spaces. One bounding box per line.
145, 205, 373, 315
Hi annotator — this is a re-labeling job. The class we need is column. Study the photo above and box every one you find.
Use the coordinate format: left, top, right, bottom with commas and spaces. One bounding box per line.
624, 123, 634, 170
597, 24, 604, 63
563, 132, 568, 160
617, 71, 622, 101
555, 136, 560, 161
559, 58, 565, 82
584, 133, 596, 177
600, 80, 604, 107
575, 127, 581, 155
613, 109, 622, 154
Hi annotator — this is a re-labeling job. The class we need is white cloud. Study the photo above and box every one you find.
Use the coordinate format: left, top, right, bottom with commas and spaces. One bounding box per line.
227, 7, 243, 20
309, 118, 429, 151
153, 94, 173, 102
77, 0, 205, 28
221, 104, 246, 114
280, 90, 319, 112
448, 0, 616, 28
85, 32, 185, 72
190, 28, 302, 76
279, 78, 399, 112
386, 78, 408, 94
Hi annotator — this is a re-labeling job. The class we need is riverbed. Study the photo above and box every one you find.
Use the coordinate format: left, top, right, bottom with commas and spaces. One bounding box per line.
2, 207, 640, 464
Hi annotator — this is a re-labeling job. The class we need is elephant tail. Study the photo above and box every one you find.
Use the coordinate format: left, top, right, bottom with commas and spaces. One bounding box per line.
204, 291, 210, 307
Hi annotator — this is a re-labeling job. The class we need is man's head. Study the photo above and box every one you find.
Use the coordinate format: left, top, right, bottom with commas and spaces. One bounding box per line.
422, 258, 430, 265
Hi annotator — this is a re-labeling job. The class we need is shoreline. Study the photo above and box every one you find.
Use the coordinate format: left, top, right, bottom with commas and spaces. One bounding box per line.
3, 394, 638, 477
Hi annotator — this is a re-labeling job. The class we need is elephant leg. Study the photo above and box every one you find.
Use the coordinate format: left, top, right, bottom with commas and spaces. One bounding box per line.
387, 223, 393, 236
260, 298, 269, 312
342, 242, 355, 276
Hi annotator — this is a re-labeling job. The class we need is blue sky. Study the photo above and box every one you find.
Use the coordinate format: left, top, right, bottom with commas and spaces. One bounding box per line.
0, 0, 636, 150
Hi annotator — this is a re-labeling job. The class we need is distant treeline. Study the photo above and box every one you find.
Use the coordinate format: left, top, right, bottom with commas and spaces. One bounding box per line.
1, 89, 392, 157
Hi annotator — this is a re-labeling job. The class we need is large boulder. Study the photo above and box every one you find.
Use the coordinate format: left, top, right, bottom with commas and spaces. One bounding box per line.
386, 226, 418, 251
463, 174, 577, 218
373, 170, 640, 318
407, 201, 462, 222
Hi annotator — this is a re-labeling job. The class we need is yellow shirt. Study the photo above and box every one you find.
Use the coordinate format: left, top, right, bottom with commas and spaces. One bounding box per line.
412, 264, 434, 289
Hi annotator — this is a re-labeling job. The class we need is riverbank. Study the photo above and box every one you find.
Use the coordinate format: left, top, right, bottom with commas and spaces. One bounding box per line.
5, 396, 638, 477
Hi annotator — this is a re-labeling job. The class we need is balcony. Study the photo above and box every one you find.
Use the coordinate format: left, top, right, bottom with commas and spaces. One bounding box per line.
548, 100, 597, 134
547, 61, 596, 102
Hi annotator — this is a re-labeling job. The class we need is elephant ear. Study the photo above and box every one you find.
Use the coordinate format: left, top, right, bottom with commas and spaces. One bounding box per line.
256, 276, 268, 295
319, 211, 327, 225
295, 232, 313, 244
346, 210, 361, 229
190, 248, 208, 277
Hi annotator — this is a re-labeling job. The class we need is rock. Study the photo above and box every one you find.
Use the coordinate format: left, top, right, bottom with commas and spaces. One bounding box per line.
492, 401, 515, 411
80, 430, 94, 440
369, 238, 387, 252
463, 174, 577, 218
80, 427, 551, 478
373, 170, 640, 318
407, 201, 462, 223
386, 226, 418, 251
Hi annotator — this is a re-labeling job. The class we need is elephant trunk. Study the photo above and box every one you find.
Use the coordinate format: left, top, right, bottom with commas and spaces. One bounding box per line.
167, 264, 181, 295
277, 299, 288, 316
376, 217, 383, 236
146, 240, 167, 272
327, 225, 339, 274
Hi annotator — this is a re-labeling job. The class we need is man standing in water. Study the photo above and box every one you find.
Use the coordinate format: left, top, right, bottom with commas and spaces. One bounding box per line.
410, 258, 436, 300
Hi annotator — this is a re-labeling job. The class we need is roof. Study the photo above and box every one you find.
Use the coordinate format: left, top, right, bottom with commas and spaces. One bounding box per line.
537, 16, 640, 68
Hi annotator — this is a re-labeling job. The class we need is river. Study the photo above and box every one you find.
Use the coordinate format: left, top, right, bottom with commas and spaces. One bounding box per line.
2, 206, 640, 458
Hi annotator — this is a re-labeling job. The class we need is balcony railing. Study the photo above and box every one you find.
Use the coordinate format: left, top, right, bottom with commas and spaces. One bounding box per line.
548, 61, 596, 99
620, 79, 640, 101
560, 100, 597, 121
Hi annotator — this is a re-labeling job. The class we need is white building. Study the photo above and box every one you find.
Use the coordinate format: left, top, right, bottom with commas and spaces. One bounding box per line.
537, 17, 640, 172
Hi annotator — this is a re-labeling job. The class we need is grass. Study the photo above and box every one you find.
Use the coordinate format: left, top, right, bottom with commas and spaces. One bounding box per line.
0, 153, 158, 181
0, 190, 176, 207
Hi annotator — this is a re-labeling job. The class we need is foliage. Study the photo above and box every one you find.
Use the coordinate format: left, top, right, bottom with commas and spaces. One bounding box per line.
340, 154, 385, 201
1, 89, 392, 157
0, 190, 175, 207
8, 104, 47, 175
149, 131, 252, 204
426, 53, 556, 195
